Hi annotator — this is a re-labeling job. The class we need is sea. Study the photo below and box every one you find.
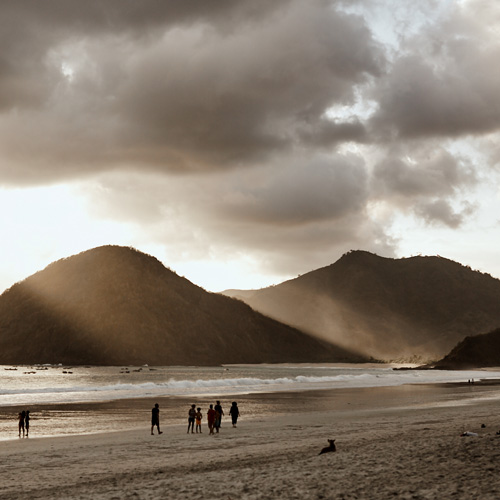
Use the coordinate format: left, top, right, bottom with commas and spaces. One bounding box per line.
2, 363, 500, 441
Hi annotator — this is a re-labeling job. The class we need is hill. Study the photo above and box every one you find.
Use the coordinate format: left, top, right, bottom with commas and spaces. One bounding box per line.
432, 328, 500, 369
222, 251, 500, 362
0, 245, 365, 366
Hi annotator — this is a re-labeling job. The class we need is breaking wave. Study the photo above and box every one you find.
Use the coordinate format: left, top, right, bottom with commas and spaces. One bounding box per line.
2, 364, 499, 406
1, 374, 374, 397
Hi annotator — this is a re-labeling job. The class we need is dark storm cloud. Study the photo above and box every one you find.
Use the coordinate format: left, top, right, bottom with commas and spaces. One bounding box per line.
0, 0, 293, 113
103, 2, 383, 170
0, 0, 290, 44
0, 0, 384, 183
0, 0, 292, 180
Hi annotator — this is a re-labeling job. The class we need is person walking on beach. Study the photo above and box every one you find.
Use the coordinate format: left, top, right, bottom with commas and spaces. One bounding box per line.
214, 400, 224, 432
214, 407, 221, 434
188, 404, 196, 434
25, 410, 30, 437
207, 404, 216, 435
195, 407, 203, 433
229, 402, 240, 428
18, 410, 25, 438
151, 403, 163, 435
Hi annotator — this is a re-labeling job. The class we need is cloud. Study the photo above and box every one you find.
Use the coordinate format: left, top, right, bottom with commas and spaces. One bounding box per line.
371, 144, 478, 227
1, 0, 500, 290
297, 118, 368, 149
219, 153, 369, 225
372, 146, 476, 199
85, 151, 372, 232
109, 4, 383, 170
0, 0, 384, 184
370, 2, 500, 140
82, 149, 395, 279
414, 199, 475, 229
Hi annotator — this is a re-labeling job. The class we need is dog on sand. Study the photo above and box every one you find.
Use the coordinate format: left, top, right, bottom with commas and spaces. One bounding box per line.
319, 439, 336, 455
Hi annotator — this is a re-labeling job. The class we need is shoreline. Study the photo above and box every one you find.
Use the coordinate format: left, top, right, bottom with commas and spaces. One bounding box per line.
3, 377, 500, 442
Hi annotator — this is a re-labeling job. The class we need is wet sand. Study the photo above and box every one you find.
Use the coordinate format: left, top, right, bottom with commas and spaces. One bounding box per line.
2, 377, 499, 440
2, 381, 500, 499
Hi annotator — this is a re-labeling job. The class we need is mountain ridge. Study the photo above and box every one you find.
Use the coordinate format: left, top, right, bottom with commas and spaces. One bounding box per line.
0, 245, 365, 366
432, 327, 500, 369
223, 250, 500, 362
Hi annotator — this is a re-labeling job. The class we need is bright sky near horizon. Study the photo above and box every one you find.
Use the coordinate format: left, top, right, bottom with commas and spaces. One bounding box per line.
1, 0, 499, 294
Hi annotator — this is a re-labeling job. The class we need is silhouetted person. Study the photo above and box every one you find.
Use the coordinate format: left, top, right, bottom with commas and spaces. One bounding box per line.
214, 408, 221, 433
151, 403, 163, 435
25, 410, 30, 437
18, 411, 25, 438
195, 407, 203, 433
187, 404, 196, 434
229, 402, 240, 428
214, 400, 224, 432
207, 404, 216, 435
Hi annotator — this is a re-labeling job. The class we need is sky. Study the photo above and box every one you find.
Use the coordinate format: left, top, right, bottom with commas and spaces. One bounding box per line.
1, 0, 499, 293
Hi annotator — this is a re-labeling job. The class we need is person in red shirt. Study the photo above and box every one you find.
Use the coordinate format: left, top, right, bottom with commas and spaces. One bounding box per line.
195, 408, 203, 433
207, 404, 216, 435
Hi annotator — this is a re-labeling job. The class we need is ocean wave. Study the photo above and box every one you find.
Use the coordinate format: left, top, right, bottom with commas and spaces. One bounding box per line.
0, 369, 490, 397
2, 368, 499, 406
0, 374, 378, 396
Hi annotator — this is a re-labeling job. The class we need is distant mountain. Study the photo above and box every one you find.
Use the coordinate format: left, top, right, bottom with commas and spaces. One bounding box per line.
0, 245, 365, 366
222, 251, 500, 362
432, 328, 500, 369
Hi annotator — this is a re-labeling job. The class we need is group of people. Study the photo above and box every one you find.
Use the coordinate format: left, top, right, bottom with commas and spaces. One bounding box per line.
151, 400, 240, 436
18, 410, 30, 438
189, 400, 241, 435
189, 400, 240, 435
187, 404, 205, 434
17, 402, 240, 438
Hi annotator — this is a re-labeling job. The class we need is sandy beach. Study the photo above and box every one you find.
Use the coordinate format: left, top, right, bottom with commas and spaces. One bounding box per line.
2, 382, 500, 500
